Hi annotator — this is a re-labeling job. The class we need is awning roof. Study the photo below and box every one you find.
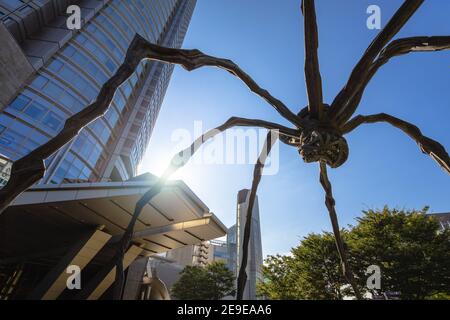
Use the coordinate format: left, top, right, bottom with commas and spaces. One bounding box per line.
0, 176, 227, 259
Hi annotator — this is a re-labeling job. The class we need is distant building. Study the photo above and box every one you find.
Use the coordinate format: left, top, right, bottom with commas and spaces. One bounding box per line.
166, 238, 230, 267
226, 224, 237, 275
166, 241, 211, 267
429, 212, 450, 231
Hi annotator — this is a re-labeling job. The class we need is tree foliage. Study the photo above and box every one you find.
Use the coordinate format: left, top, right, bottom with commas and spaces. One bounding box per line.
258, 207, 450, 300
171, 261, 235, 300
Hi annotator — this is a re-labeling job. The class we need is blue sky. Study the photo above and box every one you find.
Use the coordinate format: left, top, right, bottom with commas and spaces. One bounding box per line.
140, 0, 450, 257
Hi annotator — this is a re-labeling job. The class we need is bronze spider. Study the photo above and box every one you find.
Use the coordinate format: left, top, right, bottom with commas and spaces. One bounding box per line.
1, 0, 449, 299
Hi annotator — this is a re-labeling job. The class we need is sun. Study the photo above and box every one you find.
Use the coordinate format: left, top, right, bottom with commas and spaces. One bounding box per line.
137, 151, 199, 183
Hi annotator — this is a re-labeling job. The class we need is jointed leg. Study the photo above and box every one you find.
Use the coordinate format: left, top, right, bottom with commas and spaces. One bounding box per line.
302, 0, 324, 119
342, 113, 450, 174
319, 162, 362, 300
237, 130, 278, 300
135, 36, 303, 128
339, 36, 450, 125
0, 33, 303, 216
113, 119, 294, 299
329, 0, 424, 124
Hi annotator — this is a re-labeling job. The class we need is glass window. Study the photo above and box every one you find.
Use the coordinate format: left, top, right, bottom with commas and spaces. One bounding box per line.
66, 151, 75, 163
0, 114, 14, 128
21, 139, 39, 154
114, 93, 126, 111
54, 166, 67, 177
80, 143, 90, 160
0, 129, 26, 147
63, 45, 76, 57
24, 101, 47, 121
72, 157, 84, 171
2, 0, 24, 10
107, 6, 134, 40
43, 81, 64, 100
88, 146, 101, 166
60, 93, 77, 111
84, 86, 98, 102
31, 76, 49, 90
125, 0, 149, 37
114, 1, 141, 36
81, 167, 91, 179
9, 95, 30, 111
75, 34, 117, 74
121, 81, 132, 98
105, 59, 116, 73
86, 24, 122, 61
105, 107, 119, 127
73, 135, 84, 151
67, 166, 80, 179
48, 59, 64, 72
43, 112, 63, 131
130, 73, 138, 86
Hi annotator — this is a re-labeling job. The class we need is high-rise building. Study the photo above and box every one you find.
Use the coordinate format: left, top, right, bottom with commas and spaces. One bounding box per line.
0, 0, 196, 184
235, 189, 263, 300
0, 0, 229, 301
226, 224, 237, 275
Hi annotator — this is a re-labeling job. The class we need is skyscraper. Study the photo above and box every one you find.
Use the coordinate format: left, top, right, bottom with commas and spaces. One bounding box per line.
0, 0, 196, 184
235, 189, 263, 300
0, 0, 229, 301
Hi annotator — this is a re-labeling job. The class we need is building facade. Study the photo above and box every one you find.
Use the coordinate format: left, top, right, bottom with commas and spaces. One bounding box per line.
226, 224, 237, 275
166, 240, 213, 267
429, 212, 450, 231
0, 0, 196, 184
0, 0, 209, 300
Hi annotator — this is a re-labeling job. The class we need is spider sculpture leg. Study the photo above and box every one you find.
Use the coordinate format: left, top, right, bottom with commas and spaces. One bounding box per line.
112, 121, 297, 299
302, 0, 324, 119
342, 113, 450, 175
236, 130, 278, 300
330, 0, 425, 124
0, 34, 304, 215
319, 161, 362, 300
339, 36, 450, 124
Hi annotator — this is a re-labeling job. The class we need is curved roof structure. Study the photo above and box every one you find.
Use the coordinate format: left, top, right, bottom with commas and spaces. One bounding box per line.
0, 175, 227, 299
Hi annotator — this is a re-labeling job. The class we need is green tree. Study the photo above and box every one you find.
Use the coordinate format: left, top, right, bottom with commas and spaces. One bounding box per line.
258, 207, 450, 300
257, 233, 349, 300
348, 207, 450, 300
171, 261, 235, 300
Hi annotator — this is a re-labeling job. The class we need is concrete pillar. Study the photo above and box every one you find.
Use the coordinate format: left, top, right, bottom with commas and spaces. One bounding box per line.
0, 23, 34, 110
87, 245, 144, 300
28, 227, 111, 300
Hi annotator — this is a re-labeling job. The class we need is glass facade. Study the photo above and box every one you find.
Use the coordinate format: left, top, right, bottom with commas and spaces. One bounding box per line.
0, 0, 197, 183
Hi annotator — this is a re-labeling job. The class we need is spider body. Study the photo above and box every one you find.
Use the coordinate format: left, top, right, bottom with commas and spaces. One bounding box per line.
291, 105, 349, 168
298, 128, 349, 168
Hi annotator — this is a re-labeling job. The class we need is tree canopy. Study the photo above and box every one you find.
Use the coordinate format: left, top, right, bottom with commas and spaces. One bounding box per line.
257, 207, 450, 300
171, 261, 235, 300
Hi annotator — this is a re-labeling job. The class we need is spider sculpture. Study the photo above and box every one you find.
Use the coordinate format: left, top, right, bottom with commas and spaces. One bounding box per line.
1, 0, 449, 300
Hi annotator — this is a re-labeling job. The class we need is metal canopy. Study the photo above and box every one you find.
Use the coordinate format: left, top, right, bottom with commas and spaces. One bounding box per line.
0, 178, 227, 260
